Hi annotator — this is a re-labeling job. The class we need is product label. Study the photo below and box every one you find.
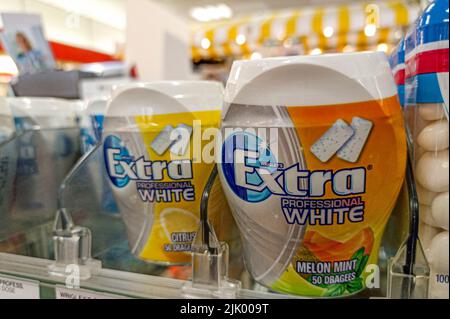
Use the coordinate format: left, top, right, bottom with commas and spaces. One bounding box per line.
104, 110, 233, 264
81, 114, 119, 215
55, 286, 126, 299
0, 275, 40, 299
220, 96, 406, 297
80, 114, 104, 154
15, 118, 38, 176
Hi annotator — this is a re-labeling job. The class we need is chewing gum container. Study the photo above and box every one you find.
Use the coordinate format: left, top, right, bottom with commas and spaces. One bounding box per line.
103, 82, 235, 264
218, 52, 407, 297
7, 97, 79, 216
80, 99, 106, 154
0, 98, 16, 215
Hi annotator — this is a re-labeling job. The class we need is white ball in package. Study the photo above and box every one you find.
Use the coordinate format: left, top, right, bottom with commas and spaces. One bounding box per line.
418, 103, 446, 121
416, 183, 438, 206
415, 151, 449, 193
419, 204, 439, 228
431, 192, 449, 230
428, 231, 449, 274
419, 222, 440, 253
417, 120, 449, 151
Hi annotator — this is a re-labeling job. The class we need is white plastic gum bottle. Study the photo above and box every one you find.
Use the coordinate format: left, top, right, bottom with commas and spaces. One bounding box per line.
102, 81, 234, 265
7, 97, 79, 218
218, 52, 407, 297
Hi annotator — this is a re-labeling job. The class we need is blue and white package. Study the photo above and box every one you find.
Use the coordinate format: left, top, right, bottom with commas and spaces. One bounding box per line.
405, 0, 449, 300
405, 0, 449, 115
389, 38, 406, 107
80, 99, 107, 154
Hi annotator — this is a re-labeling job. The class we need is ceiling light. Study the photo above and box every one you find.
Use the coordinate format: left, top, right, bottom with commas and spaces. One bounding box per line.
283, 38, 293, 48
310, 48, 322, 55
190, 3, 233, 22
394, 29, 403, 40
217, 4, 232, 19
343, 45, 355, 52
377, 43, 389, 52
250, 52, 262, 60
364, 24, 377, 37
323, 26, 334, 38
236, 34, 246, 45
201, 38, 211, 49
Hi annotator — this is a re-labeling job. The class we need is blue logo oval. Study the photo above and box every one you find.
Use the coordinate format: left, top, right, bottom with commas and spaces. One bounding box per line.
104, 135, 132, 188
221, 131, 278, 203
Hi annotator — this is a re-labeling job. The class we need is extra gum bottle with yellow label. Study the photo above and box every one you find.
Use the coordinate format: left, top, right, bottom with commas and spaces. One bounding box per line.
102, 82, 236, 265
218, 52, 407, 297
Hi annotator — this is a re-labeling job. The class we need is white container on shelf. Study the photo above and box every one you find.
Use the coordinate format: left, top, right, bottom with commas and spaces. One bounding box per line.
0, 98, 16, 216
102, 81, 235, 266
6, 97, 80, 218
218, 51, 406, 297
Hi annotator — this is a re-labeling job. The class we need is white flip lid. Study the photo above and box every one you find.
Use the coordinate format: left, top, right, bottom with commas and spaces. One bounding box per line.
70, 99, 87, 116
7, 97, 77, 118
7, 97, 77, 129
225, 51, 397, 114
107, 81, 224, 116
86, 98, 108, 115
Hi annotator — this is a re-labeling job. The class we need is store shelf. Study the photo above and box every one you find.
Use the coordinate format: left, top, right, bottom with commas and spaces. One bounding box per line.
0, 118, 430, 300
0, 252, 300, 299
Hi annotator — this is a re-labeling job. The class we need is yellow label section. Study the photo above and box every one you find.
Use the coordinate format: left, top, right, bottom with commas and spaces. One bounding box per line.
135, 110, 224, 264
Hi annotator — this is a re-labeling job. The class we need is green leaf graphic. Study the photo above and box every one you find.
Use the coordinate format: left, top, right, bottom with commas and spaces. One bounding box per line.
324, 284, 346, 297
347, 277, 364, 293
356, 255, 370, 276
351, 247, 365, 261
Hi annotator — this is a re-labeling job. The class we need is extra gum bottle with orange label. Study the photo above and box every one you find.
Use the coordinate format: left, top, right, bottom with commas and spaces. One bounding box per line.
218, 52, 407, 297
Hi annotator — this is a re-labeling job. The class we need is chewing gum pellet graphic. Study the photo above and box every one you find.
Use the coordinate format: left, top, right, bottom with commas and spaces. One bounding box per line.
170, 124, 193, 156
310, 119, 354, 162
151, 125, 175, 155
337, 117, 373, 163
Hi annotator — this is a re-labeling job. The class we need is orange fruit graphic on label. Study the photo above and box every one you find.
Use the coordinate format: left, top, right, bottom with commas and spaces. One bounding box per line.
303, 228, 374, 262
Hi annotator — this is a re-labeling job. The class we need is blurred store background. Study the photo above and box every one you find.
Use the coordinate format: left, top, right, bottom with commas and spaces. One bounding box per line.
0, 0, 432, 97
